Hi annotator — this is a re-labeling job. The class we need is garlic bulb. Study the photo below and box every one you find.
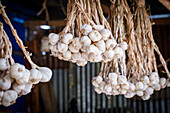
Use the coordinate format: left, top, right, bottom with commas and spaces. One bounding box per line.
99, 81, 106, 91
2, 90, 18, 106
49, 45, 58, 52
112, 89, 119, 95
94, 87, 102, 94
108, 73, 118, 80
135, 82, 144, 90
57, 42, 68, 53
87, 44, 100, 55
141, 76, 149, 84
99, 29, 111, 40
88, 53, 102, 62
129, 82, 136, 91
124, 91, 136, 98
89, 30, 102, 42
48, 33, 60, 45
167, 79, 170, 87
118, 75, 127, 84
12, 83, 25, 95
81, 52, 88, 60
0, 73, 11, 90
10, 63, 25, 80
92, 79, 99, 87
119, 89, 127, 94
121, 83, 129, 90
95, 25, 104, 31
136, 90, 143, 96
141, 94, 150, 100
29, 68, 42, 84
142, 84, 148, 91
38, 67, 52, 82
103, 49, 115, 59
95, 76, 103, 84
104, 84, 112, 93
105, 39, 117, 49
80, 36, 91, 46
94, 40, 105, 52
0, 58, 8, 71
118, 42, 128, 50
71, 52, 81, 61
81, 24, 92, 35
63, 50, 72, 61
16, 69, 30, 85
159, 78, 166, 88
22, 84, 32, 95
80, 46, 87, 52
113, 46, 124, 58
145, 87, 154, 95
61, 33, 73, 44
76, 58, 87, 66
153, 84, 161, 91
150, 72, 158, 77
72, 38, 82, 50
69, 43, 79, 53
0, 91, 4, 101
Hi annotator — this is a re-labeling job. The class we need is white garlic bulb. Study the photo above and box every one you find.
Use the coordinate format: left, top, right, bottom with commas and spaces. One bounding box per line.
16, 69, 30, 85
99, 29, 111, 40
118, 75, 127, 84
121, 83, 129, 90
95, 25, 104, 31
153, 84, 161, 91
69, 43, 79, 53
72, 38, 82, 50
0, 73, 11, 90
136, 90, 144, 96
10, 63, 25, 80
89, 30, 102, 42
80, 46, 87, 53
94, 87, 102, 94
103, 49, 115, 59
113, 46, 124, 58
142, 84, 148, 91
129, 82, 136, 91
57, 42, 68, 53
71, 52, 81, 61
88, 53, 102, 62
38, 67, 52, 82
94, 40, 105, 53
49, 45, 58, 52
12, 83, 25, 95
81, 52, 88, 60
61, 33, 73, 44
63, 50, 72, 61
166, 79, 170, 87
29, 68, 42, 84
76, 58, 87, 66
99, 81, 106, 91
135, 82, 144, 90
48, 33, 60, 45
145, 87, 154, 95
150, 72, 158, 77
22, 84, 32, 95
112, 89, 119, 95
0, 58, 7, 71
104, 84, 112, 93
105, 39, 117, 49
87, 45, 100, 55
159, 78, 166, 88
80, 36, 91, 46
141, 76, 149, 84
92, 79, 99, 87
108, 73, 118, 80
141, 94, 150, 100
81, 24, 92, 35
124, 91, 136, 98
0, 91, 4, 101
2, 90, 18, 106
119, 89, 127, 95
118, 42, 128, 50
95, 76, 103, 84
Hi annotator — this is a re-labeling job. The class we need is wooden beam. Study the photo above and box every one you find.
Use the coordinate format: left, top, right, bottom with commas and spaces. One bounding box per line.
153, 17, 170, 25
159, 0, 170, 10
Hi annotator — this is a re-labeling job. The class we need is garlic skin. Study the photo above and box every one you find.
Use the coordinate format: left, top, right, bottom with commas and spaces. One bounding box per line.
0, 74, 11, 90
16, 69, 30, 85
99, 81, 106, 91
49, 45, 58, 52
0, 58, 7, 71
119, 89, 127, 95
61, 33, 73, 44
92, 79, 99, 87
129, 82, 136, 91
48, 33, 60, 45
118, 42, 128, 50
99, 29, 111, 40
81, 24, 92, 35
69, 43, 79, 53
136, 90, 144, 96
104, 84, 112, 93
87, 45, 100, 55
89, 30, 102, 42
141, 94, 150, 100
113, 46, 124, 58
95, 25, 104, 31
63, 50, 72, 61
81, 52, 88, 60
94, 40, 106, 52
124, 91, 136, 98
38, 67, 52, 82
94, 87, 102, 94
141, 76, 149, 84
10, 63, 25, 80
153, 84, 161, 91
112, 89, 119, 95
105, 39, 117, 49
80, 46, 87, 53
159, 78, 166, 88
72, 38, 82, 50
95, 76, 103, 84
80, 36, 91, 46
103, 49, 115, 59
0, 91, 4, 101
12, 83, 25, 95
108, 73, 118, 80
118, 75, 127, 84
22, 84, 32, 95
142, 84, 148, 91
88, 53, 102, 62
121, 83, 129, 90
76, 57, 87, 66
57, 42, 68, 53
29, 68, 42, 84
135, 82, 144, 90
71, 52, 81, 61
145, 87, 154, 95
2, 90, 18, 106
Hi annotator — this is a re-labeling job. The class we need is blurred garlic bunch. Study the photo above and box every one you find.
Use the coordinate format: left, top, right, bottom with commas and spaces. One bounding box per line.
49, 24, 127, 66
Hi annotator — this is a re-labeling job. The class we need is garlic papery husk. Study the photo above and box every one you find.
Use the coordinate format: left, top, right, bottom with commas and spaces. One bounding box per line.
29, 68, 42, 84
103, 49, 115, 60
81, 24, 92, 35
113, 46, 124, 58
99, 29, 111, 40
135, 82, 144, 90
94, 40, 105, 53
104, 84, 112, 93
38, 67, 52, 82
72, 38, 82, 50
95, 76, 103, 84
48, 33, 60, 45
22, 84, 32, 95
68, 43, 79, 53
62, 50, 72, 61
105, 39, 117, 49
166, 79, 170, 87
129, 82, 136, 91
87, 45, 100, 55
71, 52, 81, 61
159, 78, 166, 88
118, 75, 127, 84
99, 81, 106, 91
92, 78, 99, 87
16, 69, 30, 85
141, 94, 150, 100
2, 90, 18, 106
95, 25, 104, 31
88, 53, 102, 62
89, 30, 102, 42
0, 58, 8, 71
0, 91, 4, 101
153, 84, 161, 91
94, 87, 102, 94
124, 91, 136, 98
0, 73, 11, 90
12, 83, 25, 96
80, 36, 91, 46
141, 76, 150, 84
10, 63, 25, 80
61, 33, 73, 44
118, 42, 128, 50
136, 90, 144, 96
57, 42, 68, 53
145, 87, 154, 95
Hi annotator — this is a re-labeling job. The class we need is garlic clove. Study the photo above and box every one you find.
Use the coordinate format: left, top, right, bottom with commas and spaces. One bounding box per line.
61, 33, 73, 44
72, 38, 82, 50
105, 39, 117, 49
118, 42, 128, 50
69, 43, 79, 53
0, 58, 8, 71
12, 83, 25, 96
10, 63, 25, 80
22, 84, 33, 95
38, 67, 52, 82
89, 30, 102, 42
57, 42, 68, 53
2, 90, 18, 106
81, 24, 92, 35
29, 68, 42, 84
99, 29, 111, 40
16, 69, 30, 85
48, 33, 60, 45
80, 36, 91, 46
0, 73, 11, 90
94, 40, 106, 53
62, 50, 72, 61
